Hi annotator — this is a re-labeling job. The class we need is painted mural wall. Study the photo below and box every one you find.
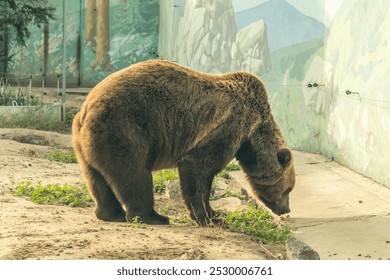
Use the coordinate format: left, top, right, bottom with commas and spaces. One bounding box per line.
6, 0, 159, 87
159, 0, 390, 188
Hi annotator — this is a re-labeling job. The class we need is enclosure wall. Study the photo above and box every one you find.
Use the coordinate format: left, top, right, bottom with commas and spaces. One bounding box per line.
159, 0, 390, 188
4, 0, 159, 87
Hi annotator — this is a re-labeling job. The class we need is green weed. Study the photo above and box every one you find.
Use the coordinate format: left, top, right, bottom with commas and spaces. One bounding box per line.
172, 213, 194, 224
0, 113, 64, 131
44, 151, 78, 163
153, 169, 179, 193
14, 181, 94, 207
222, 187, 242, 199
128, 216, 148, 229
223, 162, 241, 172
0, 84, 39, 106
215, 162, 241, 181
152, 162, 240, 193
223, 205, 291, 244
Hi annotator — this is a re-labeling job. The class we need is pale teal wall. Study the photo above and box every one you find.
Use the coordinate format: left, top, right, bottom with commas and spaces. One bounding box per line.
315, 0, 390, 187
159, 0, 390, 188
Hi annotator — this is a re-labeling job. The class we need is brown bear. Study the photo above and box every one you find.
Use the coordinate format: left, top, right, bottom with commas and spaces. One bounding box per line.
72, 59, 295, 226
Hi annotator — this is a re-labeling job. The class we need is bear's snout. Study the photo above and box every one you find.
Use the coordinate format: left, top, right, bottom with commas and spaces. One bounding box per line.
258, 196, 291, 216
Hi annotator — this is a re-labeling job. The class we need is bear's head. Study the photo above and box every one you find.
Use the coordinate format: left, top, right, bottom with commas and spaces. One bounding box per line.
235, 125, 295, 215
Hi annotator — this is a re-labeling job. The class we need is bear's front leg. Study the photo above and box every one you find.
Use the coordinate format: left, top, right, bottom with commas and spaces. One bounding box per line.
178, 159, 224, 226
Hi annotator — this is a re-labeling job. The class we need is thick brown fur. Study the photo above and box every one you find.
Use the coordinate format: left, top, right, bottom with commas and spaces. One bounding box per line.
72, 60, 295, 226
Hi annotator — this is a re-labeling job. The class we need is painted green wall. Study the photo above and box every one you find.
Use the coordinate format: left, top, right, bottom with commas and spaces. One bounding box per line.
6, 0, 159, 87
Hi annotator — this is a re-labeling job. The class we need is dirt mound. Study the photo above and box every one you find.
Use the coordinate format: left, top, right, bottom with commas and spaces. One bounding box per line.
0, 128, 72, 149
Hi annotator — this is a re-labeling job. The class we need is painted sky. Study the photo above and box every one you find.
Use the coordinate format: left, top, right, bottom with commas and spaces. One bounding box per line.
232, 0, 344, 27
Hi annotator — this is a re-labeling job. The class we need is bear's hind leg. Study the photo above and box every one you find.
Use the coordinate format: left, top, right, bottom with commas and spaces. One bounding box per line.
85, 165, 127, 222
100, 162, 169, 225
74, 143, 126, 222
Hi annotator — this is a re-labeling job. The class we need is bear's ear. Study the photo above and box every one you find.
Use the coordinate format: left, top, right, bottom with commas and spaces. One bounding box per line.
236, 140, 257, 166
277, 148, 292, 168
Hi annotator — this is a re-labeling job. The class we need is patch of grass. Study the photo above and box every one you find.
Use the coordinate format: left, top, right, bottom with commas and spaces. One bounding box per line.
65, 111, 76, 125
14, 181, 94, 207
223, 162, 241, 172
222, 187, 242, 199
172, 213, 194, 224
215, 162, 241, 181
223, 205, 291, 244
152, 163, 240, 193
0, 84, 40, 106
44, 151, 77, 163
0, 113, 65, 131
153, 169, 179, 193
128, 216, 148, 229
210, 186, 243, 201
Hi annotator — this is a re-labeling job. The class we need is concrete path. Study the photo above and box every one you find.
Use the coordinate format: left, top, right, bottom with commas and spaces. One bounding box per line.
230, 151, 390, 260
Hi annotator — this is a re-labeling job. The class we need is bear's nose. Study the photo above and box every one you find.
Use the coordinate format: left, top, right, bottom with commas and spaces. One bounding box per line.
277, 206, 290, 215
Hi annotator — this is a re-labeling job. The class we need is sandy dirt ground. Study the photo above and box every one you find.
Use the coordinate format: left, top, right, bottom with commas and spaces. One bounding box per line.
0, 128, 287, 260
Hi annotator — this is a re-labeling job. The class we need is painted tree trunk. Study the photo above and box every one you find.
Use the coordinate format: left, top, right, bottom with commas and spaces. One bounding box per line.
92, 0, 112, 71
85, 0, 96, 48
119, 0, 128, 27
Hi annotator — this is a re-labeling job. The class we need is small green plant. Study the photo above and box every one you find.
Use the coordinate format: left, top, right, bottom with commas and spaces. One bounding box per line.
224, 162, 241, 172
210, 186, 242, 201
223, 205, 291, 244
153, 169, 179, 193
159, 207, 170, 215
216, 162, 241, 180
44, 151, 78, 163
128, 216, 148, 229
0, 112, 64, 131
65, 111, 76, 124
172, 214, 194, 224
14, 181, 94, 207
223, 187, 242, 199
0, 83, 40, 106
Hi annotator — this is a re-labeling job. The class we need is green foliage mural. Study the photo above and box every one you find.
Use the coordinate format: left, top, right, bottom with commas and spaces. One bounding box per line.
5, 0, 159, 87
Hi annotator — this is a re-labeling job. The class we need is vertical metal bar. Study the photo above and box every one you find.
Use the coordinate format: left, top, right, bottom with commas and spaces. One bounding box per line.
61, 0, 67, 121
43, 23, 49, 84
79, 0, 85, 87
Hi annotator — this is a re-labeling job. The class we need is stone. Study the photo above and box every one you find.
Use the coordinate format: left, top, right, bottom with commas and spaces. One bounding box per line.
209, 19, 217, 35
192, 45, 204, 69
209, 0, 230, 20
249, 57, 263, 74
201, 33, 212, 56
200, 53, 208, 67
230, 59, 240, 71
220, 41, 230, 66
205, 55, 213, 72
193, 27, 205, 53
212, 179, 229, 198
211, 197, 243, 212
236, 20, 266, 53
220, 10, 236, 44
247, 198, 258, 207
286, 237, 321, 260
235, 19, 271, 75
240, 188, 249, 199
230, 41, 240, 60
211, 33, 221, 59
164, 180, 182, 201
